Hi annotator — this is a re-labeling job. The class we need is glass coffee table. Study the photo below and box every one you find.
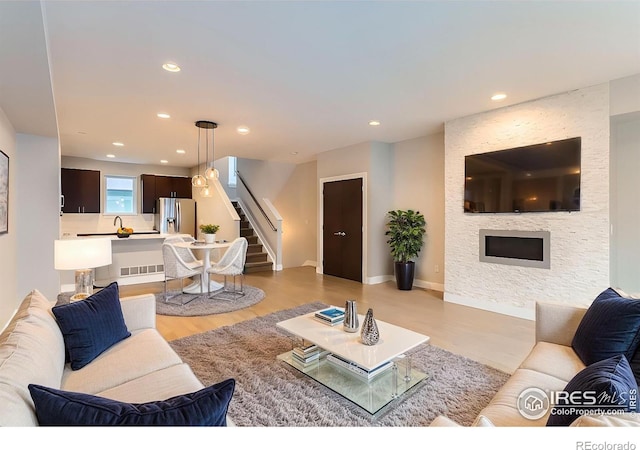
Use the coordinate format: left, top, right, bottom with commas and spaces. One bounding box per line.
276, 307, 430, 417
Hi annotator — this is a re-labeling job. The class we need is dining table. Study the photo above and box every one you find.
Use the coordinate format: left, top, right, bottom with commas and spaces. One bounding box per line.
172, 240, 231, 294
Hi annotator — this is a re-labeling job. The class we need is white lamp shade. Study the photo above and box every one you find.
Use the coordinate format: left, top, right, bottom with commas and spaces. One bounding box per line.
54, 238, 113, 270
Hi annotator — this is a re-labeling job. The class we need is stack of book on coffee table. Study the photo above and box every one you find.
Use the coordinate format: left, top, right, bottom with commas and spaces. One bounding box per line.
326, 353, 394, 380
291, 343, 328, 366
313, 307, 345, 326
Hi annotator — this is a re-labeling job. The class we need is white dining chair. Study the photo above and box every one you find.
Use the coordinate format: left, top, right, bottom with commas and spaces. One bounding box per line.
206, 237, 248, 300
163, 235, 202, 265
162, 241, 204, 305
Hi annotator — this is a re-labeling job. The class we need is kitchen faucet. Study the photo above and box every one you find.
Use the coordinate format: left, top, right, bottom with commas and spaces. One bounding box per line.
114, 216, 123, 229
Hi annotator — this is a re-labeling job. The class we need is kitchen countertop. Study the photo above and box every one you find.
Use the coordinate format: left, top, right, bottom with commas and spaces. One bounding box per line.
69, 232, 190, 241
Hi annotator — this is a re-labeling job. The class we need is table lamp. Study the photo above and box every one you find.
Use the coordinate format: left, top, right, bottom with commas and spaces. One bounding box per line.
54, 238, 112, 301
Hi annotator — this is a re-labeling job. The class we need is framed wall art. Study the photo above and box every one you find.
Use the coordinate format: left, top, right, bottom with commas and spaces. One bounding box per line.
0, 150, 8, 234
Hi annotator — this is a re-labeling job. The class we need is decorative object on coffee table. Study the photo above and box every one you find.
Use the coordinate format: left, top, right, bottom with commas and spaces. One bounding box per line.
361, 308, 380, 345
343, 299, 359, 333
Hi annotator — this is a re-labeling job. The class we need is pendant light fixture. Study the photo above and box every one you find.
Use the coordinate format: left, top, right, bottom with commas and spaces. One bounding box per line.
191, 120, 217, 188
200, 121, 213, 197
204, 121, 219, 181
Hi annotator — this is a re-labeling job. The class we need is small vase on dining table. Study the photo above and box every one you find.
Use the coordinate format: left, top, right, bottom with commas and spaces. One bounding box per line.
204, 233, 216, 244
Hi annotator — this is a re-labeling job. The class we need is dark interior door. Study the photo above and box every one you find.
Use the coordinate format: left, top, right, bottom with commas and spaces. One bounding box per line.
323, 178, 363, 282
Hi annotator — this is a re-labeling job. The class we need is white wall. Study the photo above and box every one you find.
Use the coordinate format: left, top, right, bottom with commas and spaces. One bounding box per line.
393, 133, 445, 290
16, 134, 60, 301
316, 142, 393, 283
610, 74, 640, 117
368, 142, 394, 279
274, 161, 318, 268
190, 164, 240, 244
236, 158, 296, 267
609, 74, 640, 295
610, 112, 640, 295
444, 83, 611, 319
217, 156, 237, 200
0, 107, 18, 330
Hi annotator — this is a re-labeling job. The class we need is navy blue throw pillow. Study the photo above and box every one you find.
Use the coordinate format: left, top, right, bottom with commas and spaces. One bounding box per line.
28, 379, 235, 426
52, 282, 131, 370
571, 288, 640, 366
632, 348, 640, 387
546, 355, 638, 426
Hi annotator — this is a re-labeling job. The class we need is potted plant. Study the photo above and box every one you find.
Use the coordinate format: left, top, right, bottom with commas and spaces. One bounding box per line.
199, 224, 220, 244
385, 209, 426, 290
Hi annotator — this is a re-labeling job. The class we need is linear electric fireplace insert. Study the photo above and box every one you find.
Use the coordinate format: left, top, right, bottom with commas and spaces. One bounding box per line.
479, 230, 550, 269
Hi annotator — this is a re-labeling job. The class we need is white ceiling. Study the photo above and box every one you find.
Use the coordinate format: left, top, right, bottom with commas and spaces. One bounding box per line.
1, 1, 639, 168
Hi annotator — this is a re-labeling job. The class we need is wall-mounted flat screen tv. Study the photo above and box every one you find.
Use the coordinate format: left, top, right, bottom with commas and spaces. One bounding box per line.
464, 137, 581, 213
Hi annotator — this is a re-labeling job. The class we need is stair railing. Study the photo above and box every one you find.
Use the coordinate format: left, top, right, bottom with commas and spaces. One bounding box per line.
236, 171, 276, 231
236, 171, 283, 270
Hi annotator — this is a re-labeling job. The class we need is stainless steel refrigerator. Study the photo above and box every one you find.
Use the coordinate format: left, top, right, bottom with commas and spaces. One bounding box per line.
154, 198, 196, 236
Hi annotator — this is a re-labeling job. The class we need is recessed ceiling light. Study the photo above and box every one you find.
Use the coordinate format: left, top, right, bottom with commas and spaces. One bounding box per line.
77, 131, 87, 135
237, 126, 250, 135
290, 152, 299, 155
368, 120, 381, 126
157, 113, 171, 119
176, 149, 186, 154
162, 62, 181, 72
160, 160, 168, 164
106, 154, 115, 158
491, 93, 507, 101
112, 142, 124, 147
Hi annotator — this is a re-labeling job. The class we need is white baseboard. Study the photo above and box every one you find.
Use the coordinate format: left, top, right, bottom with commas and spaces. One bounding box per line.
302, 260, 317, 268
363, 276, 444, 292
365, 275, 394, 285
444, 292, 535, 321
413, 279, 445, 292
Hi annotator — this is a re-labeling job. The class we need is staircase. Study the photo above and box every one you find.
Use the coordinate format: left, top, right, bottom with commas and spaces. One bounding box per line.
233, 201, 273, 273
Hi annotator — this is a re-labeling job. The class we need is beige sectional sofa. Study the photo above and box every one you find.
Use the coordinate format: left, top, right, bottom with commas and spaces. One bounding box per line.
431, 301, 640, 427
0, 289, 233, 426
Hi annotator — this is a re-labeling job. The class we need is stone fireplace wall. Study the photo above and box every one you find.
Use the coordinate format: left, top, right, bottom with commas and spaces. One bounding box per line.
444, 84, 610, 319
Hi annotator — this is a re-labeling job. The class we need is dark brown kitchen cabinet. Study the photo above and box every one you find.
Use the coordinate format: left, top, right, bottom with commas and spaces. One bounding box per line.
140, 174, 157, 214
172, 176, 193, 198
61, 168, 101, 213
140, 174, 192, 213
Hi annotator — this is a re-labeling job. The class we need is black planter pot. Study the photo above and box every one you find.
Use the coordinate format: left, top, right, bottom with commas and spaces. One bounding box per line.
395, 261, 415, 290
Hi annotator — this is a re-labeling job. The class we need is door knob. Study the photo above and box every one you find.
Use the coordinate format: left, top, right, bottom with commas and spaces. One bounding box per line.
333, 231, 346, 236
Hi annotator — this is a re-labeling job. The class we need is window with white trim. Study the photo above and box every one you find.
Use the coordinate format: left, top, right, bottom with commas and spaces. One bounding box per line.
104, 175, 137, 214
228, 156, 237, 188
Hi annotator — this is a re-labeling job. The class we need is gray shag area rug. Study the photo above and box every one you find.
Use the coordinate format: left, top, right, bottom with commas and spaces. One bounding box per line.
155, 285, 265, 316
170, 302, 510, 426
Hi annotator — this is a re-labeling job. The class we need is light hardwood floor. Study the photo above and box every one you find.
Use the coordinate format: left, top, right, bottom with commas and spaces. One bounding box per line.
119, 266, 535, 374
